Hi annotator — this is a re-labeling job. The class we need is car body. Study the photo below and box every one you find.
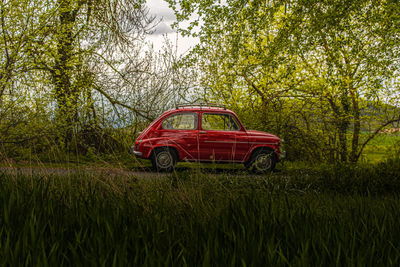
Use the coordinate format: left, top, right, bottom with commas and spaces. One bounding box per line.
131, 104, 284, 173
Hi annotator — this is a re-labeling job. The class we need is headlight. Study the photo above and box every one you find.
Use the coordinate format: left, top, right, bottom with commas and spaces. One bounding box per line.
135, 140, 143, 150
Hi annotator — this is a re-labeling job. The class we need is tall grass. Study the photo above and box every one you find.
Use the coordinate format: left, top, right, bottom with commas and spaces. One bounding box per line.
0, 158, 400, 266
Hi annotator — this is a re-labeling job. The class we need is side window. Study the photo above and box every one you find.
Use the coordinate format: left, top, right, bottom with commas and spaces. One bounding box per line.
202, 113, 240, 131
162, 113, 197, 130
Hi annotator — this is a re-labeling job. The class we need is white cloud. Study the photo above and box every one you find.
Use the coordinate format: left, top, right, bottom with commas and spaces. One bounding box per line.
151, 22, 175, 35
146, 0, 199, 56
147, 0, 176, 22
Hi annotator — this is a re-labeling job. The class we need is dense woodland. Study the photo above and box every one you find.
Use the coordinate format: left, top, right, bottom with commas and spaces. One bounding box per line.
1, 0, 399, 163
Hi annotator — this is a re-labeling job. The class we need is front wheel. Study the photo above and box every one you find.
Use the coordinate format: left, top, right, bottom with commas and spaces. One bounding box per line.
245, 149, 276, 174
151, 148, 177, 172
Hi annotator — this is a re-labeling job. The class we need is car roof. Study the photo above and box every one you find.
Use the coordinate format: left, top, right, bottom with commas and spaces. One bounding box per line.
164, 106, 235, 114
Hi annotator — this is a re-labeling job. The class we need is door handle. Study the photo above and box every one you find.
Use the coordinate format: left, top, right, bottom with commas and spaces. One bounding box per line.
199, 131, 207, 134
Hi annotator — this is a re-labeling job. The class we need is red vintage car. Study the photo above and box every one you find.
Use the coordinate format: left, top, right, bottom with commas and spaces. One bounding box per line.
131, 104, 284, 173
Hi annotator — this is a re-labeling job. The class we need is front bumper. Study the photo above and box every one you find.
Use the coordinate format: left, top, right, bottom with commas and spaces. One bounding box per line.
130, 146, 143, 157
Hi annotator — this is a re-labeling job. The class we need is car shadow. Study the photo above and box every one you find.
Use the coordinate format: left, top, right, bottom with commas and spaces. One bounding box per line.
131, 163, 281, 175
173, 166, 247, 175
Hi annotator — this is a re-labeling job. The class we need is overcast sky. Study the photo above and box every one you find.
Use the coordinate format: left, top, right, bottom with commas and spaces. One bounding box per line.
146, 0, 198, 56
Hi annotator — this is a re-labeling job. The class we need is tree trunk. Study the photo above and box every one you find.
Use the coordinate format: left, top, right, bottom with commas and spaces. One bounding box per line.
350, 86, 360, 162
338, 90, 350, 162
53, 0, 77, 147
338, 120, 348, 162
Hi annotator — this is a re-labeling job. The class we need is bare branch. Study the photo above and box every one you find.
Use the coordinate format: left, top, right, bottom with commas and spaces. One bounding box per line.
92, 83, 154, 121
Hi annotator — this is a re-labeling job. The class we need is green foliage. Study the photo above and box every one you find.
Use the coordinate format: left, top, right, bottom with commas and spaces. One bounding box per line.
1, 161, 400, 265
168, 0, 400, 163
1, 0, 399, 164
1, 0, 189, 158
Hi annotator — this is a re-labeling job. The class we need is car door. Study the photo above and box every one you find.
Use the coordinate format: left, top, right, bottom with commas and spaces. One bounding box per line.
159, 112, 199, 161
198, 112, 249, 162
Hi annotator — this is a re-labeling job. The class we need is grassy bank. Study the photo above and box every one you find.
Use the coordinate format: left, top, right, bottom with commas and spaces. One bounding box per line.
360, 132, 400, 163
1, 159, 400, 266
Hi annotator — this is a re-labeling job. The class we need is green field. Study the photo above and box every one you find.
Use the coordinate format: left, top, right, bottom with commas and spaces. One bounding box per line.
1, 158, 400, 266
360, 133, 400, 163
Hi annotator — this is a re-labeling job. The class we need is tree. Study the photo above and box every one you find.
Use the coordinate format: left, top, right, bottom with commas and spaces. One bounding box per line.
167, 0, 400, 162
0, 0, 50, 146
286, 0, 400, 162
1, 0, 195, 157
26, 0, 156, 148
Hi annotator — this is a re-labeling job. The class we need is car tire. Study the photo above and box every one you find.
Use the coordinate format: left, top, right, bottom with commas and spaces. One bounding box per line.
151, 147, 177, 172
245, 149, 276, 174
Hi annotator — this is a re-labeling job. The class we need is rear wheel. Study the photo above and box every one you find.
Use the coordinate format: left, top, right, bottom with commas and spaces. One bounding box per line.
245, 149, 276, 174
151, 147, 177, 172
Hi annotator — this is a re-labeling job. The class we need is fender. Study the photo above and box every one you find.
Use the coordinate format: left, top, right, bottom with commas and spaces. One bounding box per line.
140, 138, 181, 159
243, 144, 279, 163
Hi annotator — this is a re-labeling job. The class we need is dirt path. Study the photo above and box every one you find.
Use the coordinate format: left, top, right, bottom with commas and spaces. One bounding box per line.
0, 164, 262, 178
0, 166, 169, 178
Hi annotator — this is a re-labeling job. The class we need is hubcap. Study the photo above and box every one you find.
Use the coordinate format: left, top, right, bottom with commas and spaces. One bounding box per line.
156, 151, 173, 168
254, 153, 272, 171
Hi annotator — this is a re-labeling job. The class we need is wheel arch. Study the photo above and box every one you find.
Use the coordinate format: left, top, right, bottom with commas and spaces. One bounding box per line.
150, 145, 180, 161
245, 145, 277, 163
